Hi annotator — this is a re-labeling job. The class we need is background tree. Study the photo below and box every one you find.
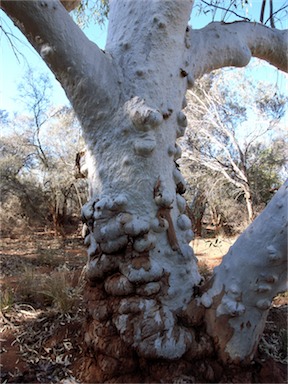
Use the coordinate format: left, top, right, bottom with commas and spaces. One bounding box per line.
0, 71, 87, 236
0, 127, 48, 232
181, 162, 243, 236
1, 1, 287, 382
181, 70, 287, 223
247, 138, 287, 205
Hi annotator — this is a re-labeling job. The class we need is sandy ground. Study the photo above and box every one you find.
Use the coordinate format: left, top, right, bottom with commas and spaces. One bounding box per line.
191, 235, 237, 268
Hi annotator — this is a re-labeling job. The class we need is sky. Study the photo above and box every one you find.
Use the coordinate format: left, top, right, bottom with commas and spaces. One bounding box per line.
0, 1, 287, 118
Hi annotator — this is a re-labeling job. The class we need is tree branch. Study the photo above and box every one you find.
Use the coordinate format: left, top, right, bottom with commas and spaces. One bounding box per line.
269, 0, 275, 28
260, 0, 266, 24
200, 0, 251, 22
201, 179, 287, 363
1, 0, 119, 120
182, 151, 245, 191
264, 4, 288, 27
188, 21, 288, 79
186, 90, 248, 183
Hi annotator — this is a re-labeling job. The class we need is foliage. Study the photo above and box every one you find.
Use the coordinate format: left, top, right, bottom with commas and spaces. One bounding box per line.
73, 0, 109, 27
246, 139, 287, 206
182, 162, 248, 234
4, 257, 84, 312
0, 130, 49, 230
7, 266, 82, 313
70, 0, 288, 29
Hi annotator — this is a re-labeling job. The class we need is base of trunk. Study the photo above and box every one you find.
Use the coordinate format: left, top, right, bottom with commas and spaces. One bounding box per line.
75, 349, 287, 383
78, 282, 287, 384
80, 281, 213, 382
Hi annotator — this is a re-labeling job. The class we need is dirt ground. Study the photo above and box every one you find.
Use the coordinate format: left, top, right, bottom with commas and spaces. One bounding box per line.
0, 230, 287, 383
191, 235, 237, 269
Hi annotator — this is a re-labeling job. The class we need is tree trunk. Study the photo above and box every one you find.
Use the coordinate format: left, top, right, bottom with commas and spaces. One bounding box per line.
186, 193, 206, 237
75, 3, 203, 379
244, 187, 254, 223
1, 1, 288, 382
81, 0, 202, 363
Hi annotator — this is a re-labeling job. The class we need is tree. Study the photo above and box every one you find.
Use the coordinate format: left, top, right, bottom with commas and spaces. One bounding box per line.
20, 69, 88, 232
181, 71, 287, 223
0, 128, 48, 231
0, 73, 87, 235
1, 1, 287, 382
181, 162, 243, 236
247, 138, 287, 206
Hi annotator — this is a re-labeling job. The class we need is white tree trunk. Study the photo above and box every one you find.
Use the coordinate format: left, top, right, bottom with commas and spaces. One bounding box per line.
244, 188, 254, 223
82, 0, 203, 359
201, 180, 287, 363
1, 0, 288, 378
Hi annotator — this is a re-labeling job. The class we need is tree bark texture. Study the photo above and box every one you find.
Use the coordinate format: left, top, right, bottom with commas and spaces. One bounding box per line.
202, 181, 287, 363
1, 0, 287, 380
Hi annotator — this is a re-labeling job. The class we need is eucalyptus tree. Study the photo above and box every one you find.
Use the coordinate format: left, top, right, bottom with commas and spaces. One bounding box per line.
1, 72, 85, 234
182, 72, 287, 223
18, 70, 86, 233
1, 1, 287, 382
0, 126, 48, 230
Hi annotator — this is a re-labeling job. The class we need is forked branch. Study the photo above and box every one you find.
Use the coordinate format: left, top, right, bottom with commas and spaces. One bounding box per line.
188, 21, 288, 79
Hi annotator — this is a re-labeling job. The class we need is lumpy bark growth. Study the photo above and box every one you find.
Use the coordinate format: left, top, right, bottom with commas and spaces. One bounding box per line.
81, 97, 202, 360
78, 0, 203, 362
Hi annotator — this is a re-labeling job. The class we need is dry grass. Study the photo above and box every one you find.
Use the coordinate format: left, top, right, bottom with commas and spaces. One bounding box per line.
15, 264, 85, 313
0, 232, 86, 383
0, 287, 14, 311
40, 265, 85, 313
